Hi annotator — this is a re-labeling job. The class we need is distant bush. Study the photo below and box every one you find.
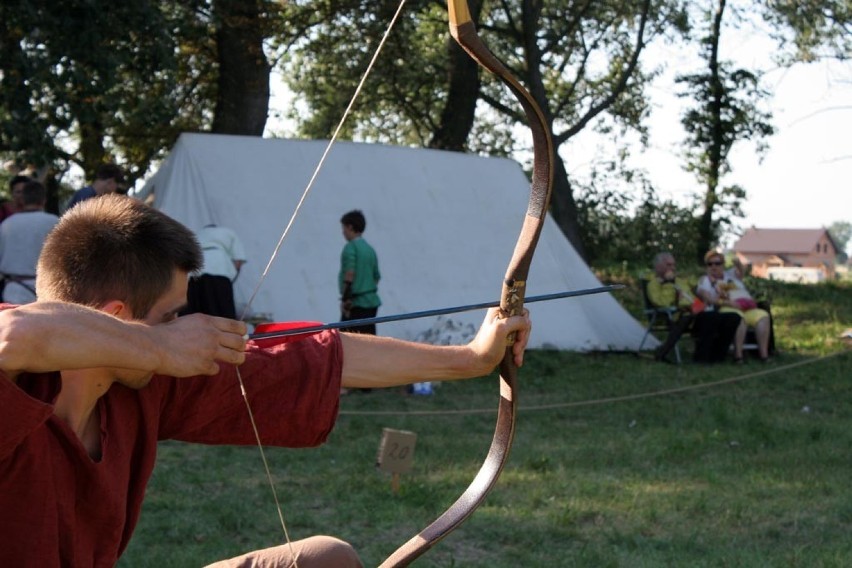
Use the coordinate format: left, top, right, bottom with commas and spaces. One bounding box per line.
576, 181, 702, 269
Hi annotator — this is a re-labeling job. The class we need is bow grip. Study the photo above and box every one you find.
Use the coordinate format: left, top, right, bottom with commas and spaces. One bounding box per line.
500, 278, 526, 345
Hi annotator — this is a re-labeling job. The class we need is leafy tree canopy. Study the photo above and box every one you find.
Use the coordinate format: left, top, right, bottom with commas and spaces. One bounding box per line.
762, 0, 852, 63
0, 0, 218, 184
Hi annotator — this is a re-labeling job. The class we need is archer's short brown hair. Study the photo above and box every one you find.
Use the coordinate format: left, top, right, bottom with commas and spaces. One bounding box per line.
37, 194, 201, 317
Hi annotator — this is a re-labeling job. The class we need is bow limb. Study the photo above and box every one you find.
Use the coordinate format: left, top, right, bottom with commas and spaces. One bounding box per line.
379, 2, 554, 566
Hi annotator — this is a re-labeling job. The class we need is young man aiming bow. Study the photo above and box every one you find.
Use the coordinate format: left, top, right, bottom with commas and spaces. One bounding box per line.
0, 194, 530, 567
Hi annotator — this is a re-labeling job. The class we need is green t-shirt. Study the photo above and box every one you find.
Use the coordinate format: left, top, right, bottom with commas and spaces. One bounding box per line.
339, 236, 381, 309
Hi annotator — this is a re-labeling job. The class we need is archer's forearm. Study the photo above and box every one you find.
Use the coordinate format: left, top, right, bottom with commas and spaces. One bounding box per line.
339, 309, 530, 388
340, 333, 477, 388
0, 303, 246, 379
0, 302, 160, 376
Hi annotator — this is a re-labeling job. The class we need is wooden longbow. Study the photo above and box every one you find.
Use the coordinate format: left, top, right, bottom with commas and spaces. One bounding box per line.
378, 1, 555, 565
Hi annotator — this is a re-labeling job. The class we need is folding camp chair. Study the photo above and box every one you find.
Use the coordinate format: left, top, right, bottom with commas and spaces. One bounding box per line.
637, 278, 688, 363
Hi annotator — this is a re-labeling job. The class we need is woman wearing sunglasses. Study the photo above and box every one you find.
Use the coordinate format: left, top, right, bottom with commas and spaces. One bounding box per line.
696, 250, 771, 363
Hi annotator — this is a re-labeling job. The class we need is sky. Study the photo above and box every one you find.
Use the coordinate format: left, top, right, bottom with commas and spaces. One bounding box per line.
559, 31, 851, 253
627, 41, 850, 249
266, 22, 852, 253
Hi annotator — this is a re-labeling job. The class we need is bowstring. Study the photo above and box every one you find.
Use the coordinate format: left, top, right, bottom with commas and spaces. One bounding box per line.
241, 0, 409, 315
231, 1, 409, 564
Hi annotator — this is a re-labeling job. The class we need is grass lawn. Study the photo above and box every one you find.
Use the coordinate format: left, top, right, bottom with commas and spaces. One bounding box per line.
119, 279, 852, 567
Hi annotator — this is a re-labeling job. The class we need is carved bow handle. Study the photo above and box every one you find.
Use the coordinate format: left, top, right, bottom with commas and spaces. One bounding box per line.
379, 1, 554, 565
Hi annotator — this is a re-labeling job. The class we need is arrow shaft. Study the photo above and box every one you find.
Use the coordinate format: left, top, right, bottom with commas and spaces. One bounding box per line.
248, 284, 622, 341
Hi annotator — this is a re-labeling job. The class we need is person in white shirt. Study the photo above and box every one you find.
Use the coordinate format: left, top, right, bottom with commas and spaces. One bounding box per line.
0, 180, 59, 303
181, 224, 247, 319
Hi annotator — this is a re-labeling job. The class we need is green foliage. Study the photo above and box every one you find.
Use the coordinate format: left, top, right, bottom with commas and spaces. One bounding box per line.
483, 0, 674, 141
574, 162, 700, 266
762, 0, 852, 63
0, 0, 215, 181
280, 0, 451, 146
675, 2, 775, 259
828, 220, 851, 262
677, 67, 775, 183
278, 0, 687, 254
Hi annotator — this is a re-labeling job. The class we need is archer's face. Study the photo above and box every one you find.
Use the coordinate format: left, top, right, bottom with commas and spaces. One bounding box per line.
143, 269, 189, 325
113, 269, 189, 389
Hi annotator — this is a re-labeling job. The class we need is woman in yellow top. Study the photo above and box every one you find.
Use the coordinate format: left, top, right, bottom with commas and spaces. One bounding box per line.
696, 250, 771, 362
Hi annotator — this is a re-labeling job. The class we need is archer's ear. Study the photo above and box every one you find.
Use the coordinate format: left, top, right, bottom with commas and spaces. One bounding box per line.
99, 300, 132, 320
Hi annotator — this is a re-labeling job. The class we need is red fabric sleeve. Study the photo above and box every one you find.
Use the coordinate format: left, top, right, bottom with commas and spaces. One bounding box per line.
151, 329, 343, 448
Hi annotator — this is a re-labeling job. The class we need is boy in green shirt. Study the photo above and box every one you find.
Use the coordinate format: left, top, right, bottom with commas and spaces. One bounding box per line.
338, 209, 381, 333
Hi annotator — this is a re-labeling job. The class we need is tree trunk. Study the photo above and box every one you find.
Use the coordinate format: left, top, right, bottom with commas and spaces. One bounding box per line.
211, 0, 270, 136
42, 171, 61, 216
78, 120, 106, 181
519, 0, 588, 260
549, 156, 587, 259
697, 0, 726, 263
429, 0, 484, 151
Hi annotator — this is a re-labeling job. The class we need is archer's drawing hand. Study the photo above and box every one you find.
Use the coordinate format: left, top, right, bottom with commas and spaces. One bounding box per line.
467, 307, 532, 373
154, 314, 247, 376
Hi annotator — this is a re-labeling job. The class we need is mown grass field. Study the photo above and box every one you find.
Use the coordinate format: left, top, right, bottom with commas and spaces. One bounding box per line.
119, 279, 852, 567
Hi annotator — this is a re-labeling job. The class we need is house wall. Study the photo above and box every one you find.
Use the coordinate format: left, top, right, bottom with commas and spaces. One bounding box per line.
736, 232, 837, 280
766, 267, 825, 283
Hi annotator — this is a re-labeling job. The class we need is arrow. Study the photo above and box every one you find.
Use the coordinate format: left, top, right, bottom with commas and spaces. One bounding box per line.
249, 284, 623, 344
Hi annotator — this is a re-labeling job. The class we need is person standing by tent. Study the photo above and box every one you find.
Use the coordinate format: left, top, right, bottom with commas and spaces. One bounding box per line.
0, 175, 29, 223
182, 224, 247, 320
64, 163, 125, 212
338, 210, 381, 331
0, 180, 59, 303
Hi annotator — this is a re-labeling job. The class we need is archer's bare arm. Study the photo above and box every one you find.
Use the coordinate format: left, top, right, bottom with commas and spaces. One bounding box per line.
0, 302, 246, 378
340, 308, 531, 388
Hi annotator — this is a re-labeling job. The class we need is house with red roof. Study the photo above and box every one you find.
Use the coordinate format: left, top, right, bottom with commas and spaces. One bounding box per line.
732, 228, 839, 280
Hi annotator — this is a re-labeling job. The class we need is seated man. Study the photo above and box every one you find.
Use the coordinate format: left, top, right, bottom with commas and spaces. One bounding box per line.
647, 252, 740, 364
0, 195, 531, 567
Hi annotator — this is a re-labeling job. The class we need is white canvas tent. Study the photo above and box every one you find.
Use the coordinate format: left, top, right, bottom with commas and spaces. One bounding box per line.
136, 133, 653, 351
